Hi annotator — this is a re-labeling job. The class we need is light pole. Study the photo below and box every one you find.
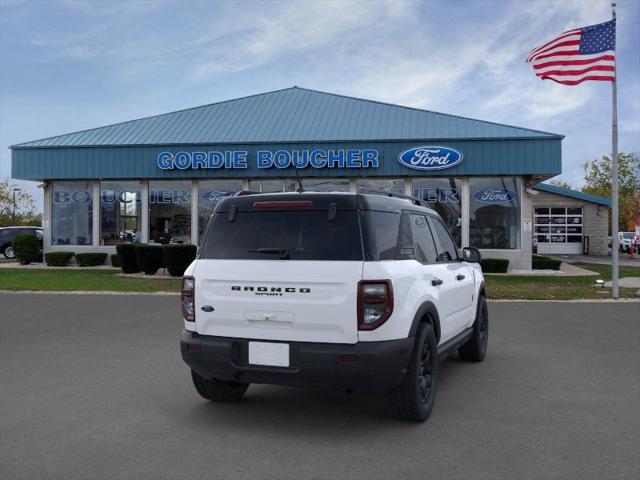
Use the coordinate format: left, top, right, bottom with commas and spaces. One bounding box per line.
12, 187, 22, 224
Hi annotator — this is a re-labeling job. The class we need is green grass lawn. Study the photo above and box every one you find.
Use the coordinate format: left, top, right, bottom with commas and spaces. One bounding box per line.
0, 268, 181, 293
484, 263, 640, 300
0, 262, 638, 299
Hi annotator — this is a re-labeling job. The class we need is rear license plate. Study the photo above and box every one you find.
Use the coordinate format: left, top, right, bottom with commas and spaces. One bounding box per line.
248, 342, 290, 367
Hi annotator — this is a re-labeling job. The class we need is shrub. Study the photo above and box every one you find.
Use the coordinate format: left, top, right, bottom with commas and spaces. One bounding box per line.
532, 255, 561, 270
110, 254, 121, 268
75, 253, 107, 267
480, 258, 509, 273
45, 252, 74, 267
135, 245, 164, 275
163, 244, 197, 277
13, 234, 41, 265
116, 244, 139, 274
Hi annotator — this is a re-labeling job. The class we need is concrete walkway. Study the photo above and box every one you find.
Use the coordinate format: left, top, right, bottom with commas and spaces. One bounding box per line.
491, 262, 599, 276
0, 261, 118, 270
604, 277, 640, 288
548, 254, 640, 267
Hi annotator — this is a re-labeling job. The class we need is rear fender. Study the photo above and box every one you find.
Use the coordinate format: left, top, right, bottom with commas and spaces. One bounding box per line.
408, 302, 441, 343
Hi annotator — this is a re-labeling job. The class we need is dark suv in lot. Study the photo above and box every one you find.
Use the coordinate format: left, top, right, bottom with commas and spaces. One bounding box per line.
0, 226, 43, 259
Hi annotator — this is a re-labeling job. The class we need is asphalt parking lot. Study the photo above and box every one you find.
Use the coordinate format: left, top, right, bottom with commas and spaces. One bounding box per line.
1, 294, 638, 480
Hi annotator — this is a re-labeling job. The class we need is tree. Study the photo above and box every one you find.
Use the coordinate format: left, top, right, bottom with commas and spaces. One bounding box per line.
582, 152, 640, 232
0, 180, 41, 227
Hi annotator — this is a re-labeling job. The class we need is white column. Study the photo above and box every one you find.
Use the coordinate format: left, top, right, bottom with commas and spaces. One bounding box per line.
43, 182, 52, 252
349, 178, 357, 193
520, 177, 533, 270
191, 180, 199, 246
242, 178, 250, 191
461, 178, 470, 248
140, 180, 149, 243
92, 181, 100, 247
404, 177, 412, 196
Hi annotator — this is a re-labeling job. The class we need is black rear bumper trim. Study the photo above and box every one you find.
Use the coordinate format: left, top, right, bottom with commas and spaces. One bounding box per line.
181, 330, 415, 393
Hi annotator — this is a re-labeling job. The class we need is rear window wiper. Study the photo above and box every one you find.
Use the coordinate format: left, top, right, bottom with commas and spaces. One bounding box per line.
249, 247, 290, 259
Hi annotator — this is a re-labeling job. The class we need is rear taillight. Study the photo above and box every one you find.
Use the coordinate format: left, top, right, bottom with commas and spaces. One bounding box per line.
357, 280, 393, 330
181, 276, 195, 322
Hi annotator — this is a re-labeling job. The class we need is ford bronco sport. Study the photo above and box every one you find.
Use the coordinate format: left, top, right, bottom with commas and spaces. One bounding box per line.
180, 191, 488, 422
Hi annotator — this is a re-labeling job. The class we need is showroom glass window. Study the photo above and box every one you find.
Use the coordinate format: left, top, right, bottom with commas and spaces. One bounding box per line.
249, 179, 284, 193
100, 181, 141, 245
285, 178, 350, 192
198, 179, 243, 240
413, 177, 462, 247
51, 181, 93, 245
469, 177, 520, 249
149, 181, 192, 244
357, 178, 405, 195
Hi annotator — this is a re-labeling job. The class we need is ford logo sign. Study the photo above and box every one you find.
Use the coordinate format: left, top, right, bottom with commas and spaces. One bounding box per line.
473, 188, 518, 203
398, 146, 463, 171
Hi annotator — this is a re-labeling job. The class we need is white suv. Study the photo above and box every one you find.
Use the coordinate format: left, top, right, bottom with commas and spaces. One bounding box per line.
180, 191, 488, 422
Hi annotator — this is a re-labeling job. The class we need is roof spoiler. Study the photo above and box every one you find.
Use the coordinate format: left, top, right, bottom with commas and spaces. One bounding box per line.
360, 189, 429, 208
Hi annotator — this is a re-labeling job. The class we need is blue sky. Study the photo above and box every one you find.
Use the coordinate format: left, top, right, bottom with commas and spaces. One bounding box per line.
1, 0, 638, 210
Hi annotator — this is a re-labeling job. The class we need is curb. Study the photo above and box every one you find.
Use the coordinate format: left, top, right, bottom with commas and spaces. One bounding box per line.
0, 290, 179, 296
488, 298, 640, 303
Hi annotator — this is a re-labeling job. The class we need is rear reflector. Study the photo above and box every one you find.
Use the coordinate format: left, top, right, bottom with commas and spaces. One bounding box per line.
339, 354, 359, 362
253, 200, 313, 209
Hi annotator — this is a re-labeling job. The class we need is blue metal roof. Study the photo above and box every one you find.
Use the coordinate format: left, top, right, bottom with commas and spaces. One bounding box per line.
12, 87, 562, 148
533, 183, 611, 206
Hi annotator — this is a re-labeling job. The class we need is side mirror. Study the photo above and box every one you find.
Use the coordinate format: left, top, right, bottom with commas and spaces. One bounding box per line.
462, 247, 482, 263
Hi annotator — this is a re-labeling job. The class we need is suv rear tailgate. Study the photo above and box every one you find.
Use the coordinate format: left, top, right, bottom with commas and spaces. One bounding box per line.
194, 260, 362, 344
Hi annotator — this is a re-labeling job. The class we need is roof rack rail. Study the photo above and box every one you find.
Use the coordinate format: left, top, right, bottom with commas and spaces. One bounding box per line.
233, 190, 260, 197
360, 189, 429, 208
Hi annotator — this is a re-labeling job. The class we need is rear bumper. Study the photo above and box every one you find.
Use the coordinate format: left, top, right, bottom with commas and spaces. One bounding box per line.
181, 330, 414, 393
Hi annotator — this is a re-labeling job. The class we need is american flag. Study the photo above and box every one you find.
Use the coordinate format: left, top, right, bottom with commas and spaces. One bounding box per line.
526, 19, 616, 85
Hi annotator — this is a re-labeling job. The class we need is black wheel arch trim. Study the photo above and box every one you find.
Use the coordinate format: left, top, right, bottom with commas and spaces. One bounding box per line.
408, 301, 441, 342
478, 280, 486, 298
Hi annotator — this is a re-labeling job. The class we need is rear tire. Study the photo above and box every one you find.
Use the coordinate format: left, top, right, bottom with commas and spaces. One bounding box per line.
190, 370, 249, 402
3, 245, 15, 259
385, 323, 438, 422
458, 295, 488, 362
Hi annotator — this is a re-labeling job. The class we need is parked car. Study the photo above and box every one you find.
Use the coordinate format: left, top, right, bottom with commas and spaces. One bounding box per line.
619, 232, 635, 253
180, 191, 488, 422
0, 226, 43, 259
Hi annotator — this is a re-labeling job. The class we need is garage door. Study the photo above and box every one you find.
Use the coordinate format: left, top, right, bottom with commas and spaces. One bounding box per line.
535, 207, 583, 254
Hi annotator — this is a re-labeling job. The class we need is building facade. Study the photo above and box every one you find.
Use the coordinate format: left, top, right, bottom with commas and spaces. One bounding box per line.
11, 87, 577, 270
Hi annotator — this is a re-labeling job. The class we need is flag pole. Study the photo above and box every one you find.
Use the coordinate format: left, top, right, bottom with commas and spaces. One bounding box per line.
611, 1, 619, 299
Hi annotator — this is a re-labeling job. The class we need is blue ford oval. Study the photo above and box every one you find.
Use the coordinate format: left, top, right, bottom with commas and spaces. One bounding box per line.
473, 188, 518, 203
398, 146, 463, 171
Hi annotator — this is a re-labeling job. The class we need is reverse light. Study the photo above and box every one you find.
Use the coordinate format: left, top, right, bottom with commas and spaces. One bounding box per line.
357, 280, 393, 330
181, 276, 195, 322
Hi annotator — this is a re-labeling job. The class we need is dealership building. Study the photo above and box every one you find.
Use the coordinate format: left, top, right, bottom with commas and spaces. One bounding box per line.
10, 87, 611, 269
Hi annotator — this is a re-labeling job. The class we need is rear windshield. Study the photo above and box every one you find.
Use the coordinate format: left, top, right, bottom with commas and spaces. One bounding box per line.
200, 210, 363, 261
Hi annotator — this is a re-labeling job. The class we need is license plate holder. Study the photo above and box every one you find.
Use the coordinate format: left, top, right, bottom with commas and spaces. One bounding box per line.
248, 341, 290, 367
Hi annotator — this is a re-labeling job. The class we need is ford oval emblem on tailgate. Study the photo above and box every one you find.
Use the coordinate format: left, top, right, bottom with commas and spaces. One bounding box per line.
398, 146, 463, 171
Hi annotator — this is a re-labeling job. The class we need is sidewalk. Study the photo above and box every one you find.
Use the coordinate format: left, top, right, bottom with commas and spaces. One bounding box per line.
546, 254, 640, 267
489, 262, 599, 276
0, 261, 118, 270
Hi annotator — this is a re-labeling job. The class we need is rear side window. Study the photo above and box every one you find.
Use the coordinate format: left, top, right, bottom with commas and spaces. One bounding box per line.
429, 216, 459, 261
361, 210, 438, 263
408, 213, 438, 263
200, 210, 363, 261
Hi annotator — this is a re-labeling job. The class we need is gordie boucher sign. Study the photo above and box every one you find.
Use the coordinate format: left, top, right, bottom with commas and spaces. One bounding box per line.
156, 146, 463, 171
